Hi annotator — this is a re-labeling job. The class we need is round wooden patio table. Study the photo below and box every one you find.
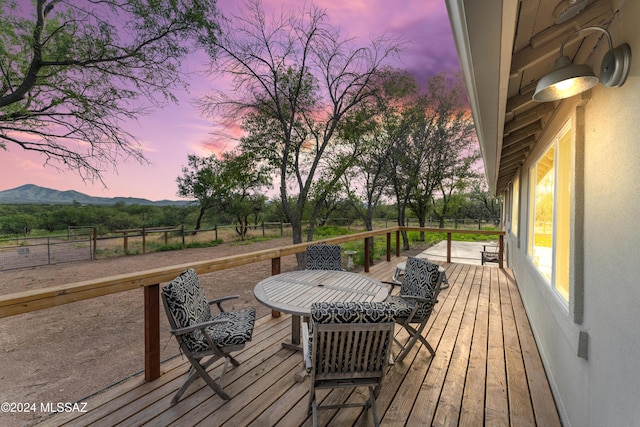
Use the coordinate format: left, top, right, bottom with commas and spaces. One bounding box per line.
254, 270, 388, 350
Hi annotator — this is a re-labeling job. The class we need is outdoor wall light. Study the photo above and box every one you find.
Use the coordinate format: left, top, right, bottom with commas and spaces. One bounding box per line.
533, 26, 632, 102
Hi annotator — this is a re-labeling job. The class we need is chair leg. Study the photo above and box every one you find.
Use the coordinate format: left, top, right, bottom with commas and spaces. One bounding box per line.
368, 386, 381, 427
171, 365, 199, 405
395, 322, 435, 363
440, 273, 450, 289
171, 355, 231, 405
228, 355, 241, 367
311, 397, 318, 427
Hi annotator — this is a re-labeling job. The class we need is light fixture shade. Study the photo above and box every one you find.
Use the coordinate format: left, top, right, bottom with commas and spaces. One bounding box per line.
533, 56, 599, 102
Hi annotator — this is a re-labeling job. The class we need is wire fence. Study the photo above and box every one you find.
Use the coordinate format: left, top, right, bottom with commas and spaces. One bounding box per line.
0, 236, 93, 271
0, 217, 499, 271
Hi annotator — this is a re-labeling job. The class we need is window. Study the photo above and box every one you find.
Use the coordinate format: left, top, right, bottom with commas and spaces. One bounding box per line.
528, 125, 571, 301
511, 175, 519, 237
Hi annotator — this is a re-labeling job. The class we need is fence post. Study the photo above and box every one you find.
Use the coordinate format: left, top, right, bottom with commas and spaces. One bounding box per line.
93, 228, 97, 260
364, 237, 370, 272
447, 232, 452, 263
47, 237, 51, 265
142, 227, 146, 254
215, 224, 218, 241
124, 231, 128, 252
181, 225, 185, 245
386, 233, 391, 262
144, 284, 161, 381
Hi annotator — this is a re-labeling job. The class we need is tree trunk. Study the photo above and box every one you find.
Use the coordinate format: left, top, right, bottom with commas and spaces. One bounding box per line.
396, 204, 410, 250
291, 219, 306, 269
193, 205, 206, 235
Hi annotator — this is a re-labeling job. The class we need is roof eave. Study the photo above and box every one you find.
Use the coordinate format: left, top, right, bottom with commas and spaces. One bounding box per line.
445, 0, 518, 195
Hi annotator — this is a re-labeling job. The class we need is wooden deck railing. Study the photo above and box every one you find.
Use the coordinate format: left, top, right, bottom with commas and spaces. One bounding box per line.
0, 226, 504, 383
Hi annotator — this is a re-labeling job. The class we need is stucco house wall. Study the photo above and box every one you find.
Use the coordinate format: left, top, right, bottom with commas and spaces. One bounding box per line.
505, 2, 640, 425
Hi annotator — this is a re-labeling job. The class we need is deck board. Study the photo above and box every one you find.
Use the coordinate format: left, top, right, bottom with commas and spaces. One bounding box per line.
36, 259, 561, 427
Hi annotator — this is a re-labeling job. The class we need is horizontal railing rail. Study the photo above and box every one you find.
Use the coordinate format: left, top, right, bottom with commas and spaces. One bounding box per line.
0, 226, 504, 383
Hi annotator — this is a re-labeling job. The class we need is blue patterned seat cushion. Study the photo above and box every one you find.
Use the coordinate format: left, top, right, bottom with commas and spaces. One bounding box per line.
162, 269, 255, 353
385, 257, 440, 320
306, 244, 343, 271
311, 301, 395, 324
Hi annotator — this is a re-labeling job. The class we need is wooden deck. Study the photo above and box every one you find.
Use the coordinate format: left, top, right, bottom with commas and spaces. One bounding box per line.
37, 259, 561, 427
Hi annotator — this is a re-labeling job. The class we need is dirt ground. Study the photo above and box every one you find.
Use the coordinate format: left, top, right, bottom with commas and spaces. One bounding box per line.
0, 237, 310, 427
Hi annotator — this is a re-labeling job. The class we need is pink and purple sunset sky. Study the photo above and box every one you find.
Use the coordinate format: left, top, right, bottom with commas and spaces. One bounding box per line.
0, 0, 460, 201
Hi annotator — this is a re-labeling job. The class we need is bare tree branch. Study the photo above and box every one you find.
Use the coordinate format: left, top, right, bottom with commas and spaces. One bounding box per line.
0, 0, 221, 183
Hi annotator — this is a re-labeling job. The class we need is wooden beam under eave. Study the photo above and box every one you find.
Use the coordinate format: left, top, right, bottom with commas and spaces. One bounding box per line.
502, 135, 535, 158
506, 85, 537, 116
501, 146, 531, 166
498, 163, 521, 182
500, 153, 527, 171
511, 1, 612, 74
529, 0, 611, 49
504, 102, 555, 135
503, 122, 541, 149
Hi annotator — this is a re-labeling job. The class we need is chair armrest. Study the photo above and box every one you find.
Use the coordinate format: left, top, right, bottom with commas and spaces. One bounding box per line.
171, 318, 227, 336
302, 321, 312, 373
381, 280, 401, 290
400, 294, 433, 304
209, 295, 240, 312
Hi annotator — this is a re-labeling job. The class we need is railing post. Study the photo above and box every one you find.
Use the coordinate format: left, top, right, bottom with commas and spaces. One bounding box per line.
499, 234, 505, 268
142, 227, 147, 254
271, 257, 281, 318
447, 232, 452, 263
364, 237, 370, 272
395, 230, 400, 257
386, 232, 391, 262
144, 284, 161, 382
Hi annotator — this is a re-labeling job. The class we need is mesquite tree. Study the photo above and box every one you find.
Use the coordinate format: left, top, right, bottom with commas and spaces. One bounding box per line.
0, 0, 221, 183
199, 0, 401, 266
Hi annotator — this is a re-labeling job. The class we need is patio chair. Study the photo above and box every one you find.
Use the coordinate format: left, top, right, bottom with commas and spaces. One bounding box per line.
302, 301, 395, 427
383, 256, 442, 363
161, 268, 256, 404
305, 243, 343, 270
481, 244, 500, 265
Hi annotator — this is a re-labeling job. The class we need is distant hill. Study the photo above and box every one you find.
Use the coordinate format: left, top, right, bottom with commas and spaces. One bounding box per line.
0, 184, 191, 206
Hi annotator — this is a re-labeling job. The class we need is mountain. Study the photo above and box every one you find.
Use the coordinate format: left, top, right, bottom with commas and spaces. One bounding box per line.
0, 184, 190, 206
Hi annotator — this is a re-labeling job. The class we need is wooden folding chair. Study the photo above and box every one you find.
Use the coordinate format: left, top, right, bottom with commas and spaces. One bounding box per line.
384, 256, 442, 363
161, 268, 255, 404
303, 301, 395, 427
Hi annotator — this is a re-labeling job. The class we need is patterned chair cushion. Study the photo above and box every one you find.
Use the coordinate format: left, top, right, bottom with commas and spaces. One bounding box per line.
185, 309, 255, 353
310, 301, 395, 324
306, 301, 395, 374
386, 257, 440, 319
162, 269, 255, 353
306, 244, 343, 271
